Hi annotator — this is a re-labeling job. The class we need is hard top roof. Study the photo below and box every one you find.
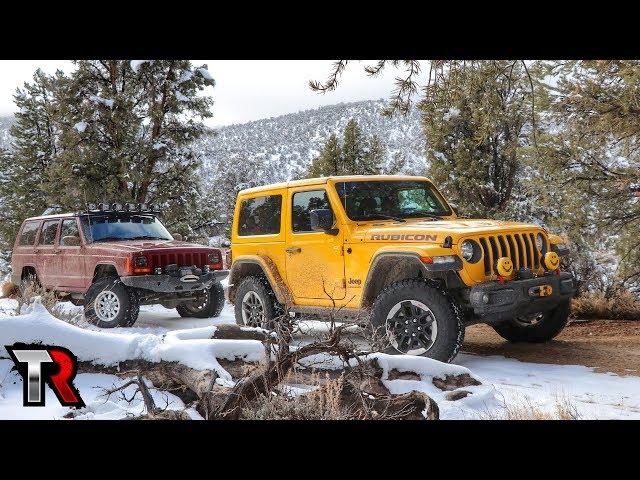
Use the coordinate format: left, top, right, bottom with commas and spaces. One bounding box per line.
237, 175, 432, 196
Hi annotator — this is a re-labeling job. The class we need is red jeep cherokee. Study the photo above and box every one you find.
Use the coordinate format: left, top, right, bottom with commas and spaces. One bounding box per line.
10, 204, 228, 328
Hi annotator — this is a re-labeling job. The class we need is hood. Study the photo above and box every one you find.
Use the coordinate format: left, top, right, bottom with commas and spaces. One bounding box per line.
353, 218, 543, 244
87, 239, 218, 254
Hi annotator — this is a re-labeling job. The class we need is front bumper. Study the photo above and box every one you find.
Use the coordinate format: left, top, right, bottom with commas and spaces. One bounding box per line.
121, 269, 228, 293
467, 271, 576, 323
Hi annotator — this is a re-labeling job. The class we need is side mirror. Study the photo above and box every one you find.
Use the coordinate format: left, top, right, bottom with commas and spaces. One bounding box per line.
172, 233, 183, 241
449, 203, 460, 216
310, 209, 338, 235
61, 235, 81, 247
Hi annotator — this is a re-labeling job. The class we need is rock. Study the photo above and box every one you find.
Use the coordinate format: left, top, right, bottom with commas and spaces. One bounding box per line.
210, 324, 271, 341
445, 390, 471, 401
387, 368, 421, 381
432, 373, 481, 391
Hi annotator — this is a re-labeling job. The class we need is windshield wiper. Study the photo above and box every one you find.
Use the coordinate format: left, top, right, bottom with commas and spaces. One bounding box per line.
127, 235, 169, 241
93, 236, 130, 242
403, 210, 444, 220
358, 214, 406, 223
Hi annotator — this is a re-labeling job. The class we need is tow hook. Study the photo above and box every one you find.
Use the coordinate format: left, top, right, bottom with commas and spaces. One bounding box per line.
528, 285, 553, 297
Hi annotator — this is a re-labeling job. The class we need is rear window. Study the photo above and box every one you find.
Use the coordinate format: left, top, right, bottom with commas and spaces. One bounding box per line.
18, 221, 40, 246
40, 220, 59, 245
238, 195, 282, 236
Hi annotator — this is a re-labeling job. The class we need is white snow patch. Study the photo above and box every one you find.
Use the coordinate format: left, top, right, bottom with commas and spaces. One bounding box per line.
175, 91, 190, 102
443, 107, 460, 121
177, 70, 193, 84
130, 60, 151, 73
89, 95, 114, 109
197, 68, 214, 82
74, 121, 87, 133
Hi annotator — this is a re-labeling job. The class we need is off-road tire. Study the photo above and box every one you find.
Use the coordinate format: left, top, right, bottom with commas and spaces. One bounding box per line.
234, 276, 279, 329
176, 281, 225, 319
84, 276, 139, 328
492, 300, 571, 343
370, 278, 465, 362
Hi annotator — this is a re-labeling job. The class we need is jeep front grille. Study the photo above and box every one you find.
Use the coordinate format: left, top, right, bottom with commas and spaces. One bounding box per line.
477, 233, 543, 276
149, 252, 209, 270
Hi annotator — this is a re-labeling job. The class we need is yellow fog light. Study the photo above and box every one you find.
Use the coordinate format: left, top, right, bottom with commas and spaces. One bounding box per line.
544, 251, 560, 270
496, 257, 514, 277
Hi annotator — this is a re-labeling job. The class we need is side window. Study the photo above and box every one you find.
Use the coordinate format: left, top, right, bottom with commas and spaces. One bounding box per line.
292, 190, 331, 233
18, 221, 40, 246
238, 195, 282, 236
40, 220, 60, 246
60, 219, 80, 246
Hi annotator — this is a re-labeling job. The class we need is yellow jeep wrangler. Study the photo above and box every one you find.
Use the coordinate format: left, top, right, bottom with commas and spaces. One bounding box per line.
228, 175, 575, 362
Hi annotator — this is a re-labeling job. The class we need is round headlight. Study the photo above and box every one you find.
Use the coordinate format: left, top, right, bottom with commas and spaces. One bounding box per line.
536, 233, 545, 251
460, 240, 475, 261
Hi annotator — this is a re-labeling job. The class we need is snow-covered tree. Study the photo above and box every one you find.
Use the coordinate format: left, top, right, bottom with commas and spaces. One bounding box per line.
0, 60, 216, 244
307, 118, 382, 177
0, 69, 62, 246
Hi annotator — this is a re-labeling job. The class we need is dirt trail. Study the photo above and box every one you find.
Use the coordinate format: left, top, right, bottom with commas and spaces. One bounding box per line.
462, 319, 640, 376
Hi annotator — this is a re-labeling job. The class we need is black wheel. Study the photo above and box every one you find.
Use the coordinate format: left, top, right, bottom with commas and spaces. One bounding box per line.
492, 300, 570, 343
370, 279, 465, 362
234, 276, 278, 328
176, 282, 225, 319
84, 276, 139, 328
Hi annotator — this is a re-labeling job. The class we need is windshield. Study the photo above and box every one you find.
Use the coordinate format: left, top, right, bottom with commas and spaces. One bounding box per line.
81, 214, 173, 242
334, 180, 452, 221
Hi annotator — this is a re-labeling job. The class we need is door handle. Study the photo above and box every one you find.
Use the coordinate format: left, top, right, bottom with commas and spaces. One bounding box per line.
286, 246, 302, 254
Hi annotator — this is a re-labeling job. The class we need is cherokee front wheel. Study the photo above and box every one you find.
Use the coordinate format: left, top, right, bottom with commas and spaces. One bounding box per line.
84, 276, 139, 328
370, 279, 464, 362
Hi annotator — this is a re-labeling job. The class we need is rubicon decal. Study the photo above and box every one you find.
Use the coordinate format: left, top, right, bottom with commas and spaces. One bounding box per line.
370, 234, 437, 242
5, 344, 85, 408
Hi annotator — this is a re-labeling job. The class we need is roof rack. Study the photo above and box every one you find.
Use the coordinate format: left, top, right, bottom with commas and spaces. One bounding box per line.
85, 203, 161, 214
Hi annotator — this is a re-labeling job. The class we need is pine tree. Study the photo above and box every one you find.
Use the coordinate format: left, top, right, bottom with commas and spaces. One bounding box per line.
308, 133, 342, 177
0, 60, 216, 243
422, 61, 539, 218
307, 119, 383, 177
0, 69, 61, 247
546, 60, 640, 288
341, 118, 365, 173
362, 135, 383, 174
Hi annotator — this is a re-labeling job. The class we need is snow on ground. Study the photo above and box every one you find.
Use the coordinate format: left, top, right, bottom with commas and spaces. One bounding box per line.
1, 297, 639, 420
0, 360, 201, 420
456, 353, 640, 419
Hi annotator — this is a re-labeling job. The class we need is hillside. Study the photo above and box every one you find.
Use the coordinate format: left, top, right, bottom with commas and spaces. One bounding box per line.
0, 99, 427, 179
197, 99, 426, 182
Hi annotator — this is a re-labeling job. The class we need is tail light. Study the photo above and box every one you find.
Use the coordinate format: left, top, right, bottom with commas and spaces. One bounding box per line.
208, 251, 223, 270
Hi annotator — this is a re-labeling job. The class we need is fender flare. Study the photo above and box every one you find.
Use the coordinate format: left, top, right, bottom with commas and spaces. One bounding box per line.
361, 250, 462, 308
228, 255, 292, 305
361, 252, 425, 308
